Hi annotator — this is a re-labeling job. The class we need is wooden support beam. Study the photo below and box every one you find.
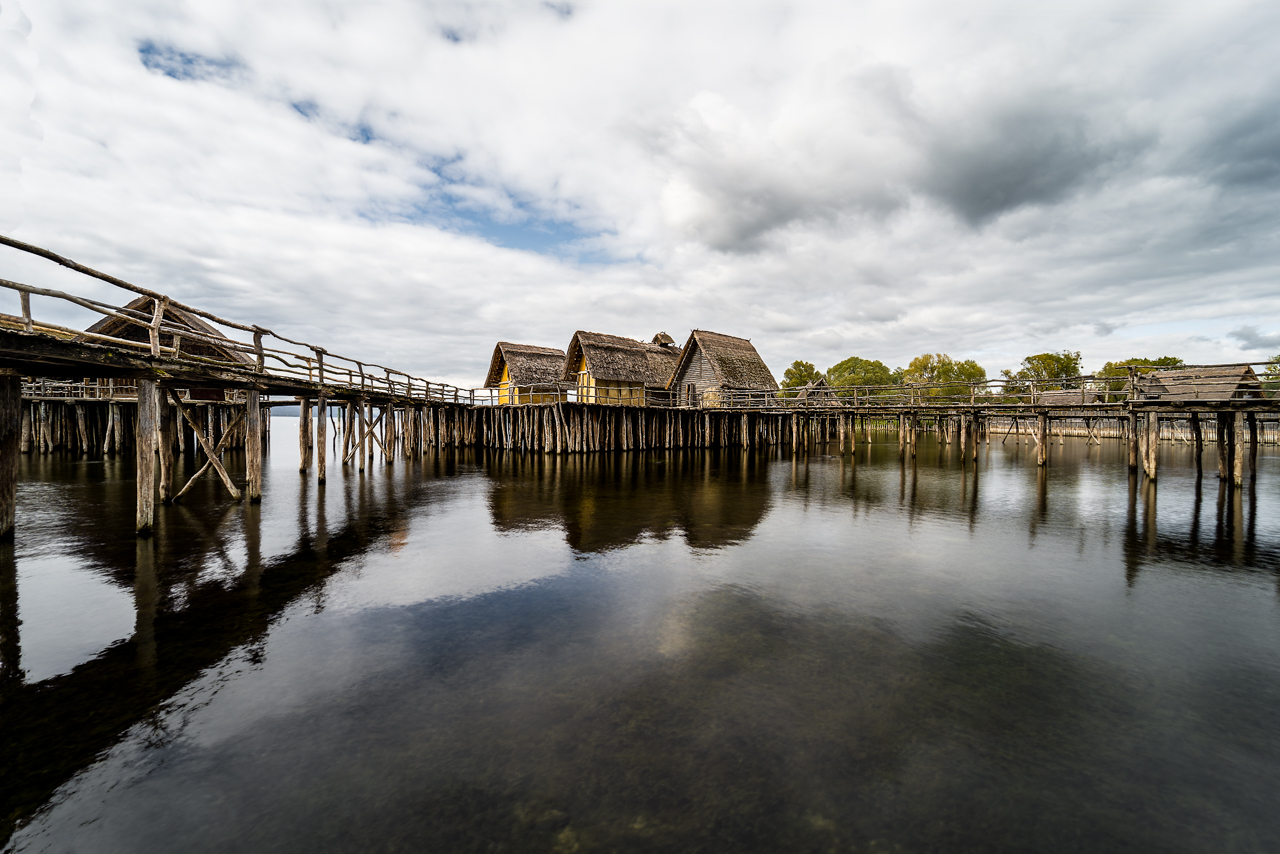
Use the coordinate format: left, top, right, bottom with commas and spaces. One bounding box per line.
1143, 411, 1158, 481
1233, 412, 1245, 487
0, 377, 19, 539
1190, 413, 1202, 473
298, 397, 312, 473
246, 390, 262, 502
1036, 413, 1048, 466
1128, 412, 1139, 470
1217, 412, 1231, 480
169, 391, 242, 501
136, 380, 157, 534
157, 389, 176, 504
316, 350, 327, 484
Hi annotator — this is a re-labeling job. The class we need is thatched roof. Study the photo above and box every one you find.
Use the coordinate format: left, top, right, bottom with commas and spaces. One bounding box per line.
667, 330, 778, 391
485, 342, 567, 388
84, 296, 252, 364
1137, 365, 1264, 401
563, 331, 680, 388
644, 341, 682, 388
1038, 389, 1103, 405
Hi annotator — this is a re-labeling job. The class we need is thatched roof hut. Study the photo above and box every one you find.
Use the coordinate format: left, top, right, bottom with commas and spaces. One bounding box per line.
484, 342, 566, 388
1038, 388, 1104, 406
666, 330, 777, 406
84, 296, 252, 365
484, 342, 570, 404
561, 331, 682, 405
1137, 365, 1264, 401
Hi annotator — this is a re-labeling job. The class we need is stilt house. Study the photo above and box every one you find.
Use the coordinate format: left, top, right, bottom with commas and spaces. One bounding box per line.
82, 296, 253, 401
562, 331, 682, 407
484, 342, 570, 404
666, 330, 778, 408
1136, 365, 1265, 401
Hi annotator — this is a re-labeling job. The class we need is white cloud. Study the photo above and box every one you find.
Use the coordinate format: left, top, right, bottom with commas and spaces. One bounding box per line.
2, 0, 1280, 387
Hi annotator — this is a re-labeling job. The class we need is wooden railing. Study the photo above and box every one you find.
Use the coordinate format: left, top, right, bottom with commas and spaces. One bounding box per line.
0, 234, 474, 405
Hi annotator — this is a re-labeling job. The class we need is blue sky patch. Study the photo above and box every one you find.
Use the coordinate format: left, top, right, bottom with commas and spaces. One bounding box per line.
138, 41, 240, 82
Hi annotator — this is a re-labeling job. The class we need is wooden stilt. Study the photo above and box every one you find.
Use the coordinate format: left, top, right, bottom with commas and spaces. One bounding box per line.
1233, 412, 1245, 487
246, 391, 263, 502
1037, 413, 1048, 466
0, 377, 19, 539
1191, 412, 1202, 474
158, 389, 175, 504
298, 397, 312, 473
136, 380, 157, 534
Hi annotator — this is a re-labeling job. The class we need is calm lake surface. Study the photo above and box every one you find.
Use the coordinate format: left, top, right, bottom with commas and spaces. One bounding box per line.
2, 418, 1279, 853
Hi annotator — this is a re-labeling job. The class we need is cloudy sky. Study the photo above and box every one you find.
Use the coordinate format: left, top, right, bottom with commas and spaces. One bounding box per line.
2, 0, 1280, 387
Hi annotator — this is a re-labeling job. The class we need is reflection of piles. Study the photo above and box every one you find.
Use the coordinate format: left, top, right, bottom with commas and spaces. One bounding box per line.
486, 451, 772, 553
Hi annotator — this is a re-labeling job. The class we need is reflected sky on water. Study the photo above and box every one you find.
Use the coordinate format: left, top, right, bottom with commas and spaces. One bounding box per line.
2, 420, 1279, 853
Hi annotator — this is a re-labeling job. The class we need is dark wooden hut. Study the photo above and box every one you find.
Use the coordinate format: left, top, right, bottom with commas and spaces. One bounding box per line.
83, 296, 252, 400
484, 342, 569, 404
666, 330, 778, 407
1137, 365, 1264, 401
563, 331, 680, 406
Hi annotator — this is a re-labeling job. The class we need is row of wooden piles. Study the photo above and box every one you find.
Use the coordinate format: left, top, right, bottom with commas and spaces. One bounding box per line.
17, 399, 263, 457
296, 400, 478, 481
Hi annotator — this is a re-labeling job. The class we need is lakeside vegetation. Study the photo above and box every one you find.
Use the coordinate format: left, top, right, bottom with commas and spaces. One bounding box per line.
779, 352, 1280, 395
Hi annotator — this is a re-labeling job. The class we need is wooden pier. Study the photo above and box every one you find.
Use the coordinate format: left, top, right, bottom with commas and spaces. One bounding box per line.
1, 233, 1277, 540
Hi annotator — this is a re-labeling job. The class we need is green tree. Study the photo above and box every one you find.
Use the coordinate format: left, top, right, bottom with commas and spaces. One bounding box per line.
1098, 356, 1184, 377
902, 353, 987, 398
780, 360, 823, 394
1264, 354, 1280, 393
826, 356, 894, 390
1000, 350, 1082, 394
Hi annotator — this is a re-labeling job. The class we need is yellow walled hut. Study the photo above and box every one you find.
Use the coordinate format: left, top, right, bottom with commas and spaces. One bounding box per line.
563, 331, 680, 406
484, 342, 570, 405
666, 330, 778, 407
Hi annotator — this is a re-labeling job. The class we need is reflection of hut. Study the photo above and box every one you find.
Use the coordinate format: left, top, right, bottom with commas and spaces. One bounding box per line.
484, 342, 569, 405
667, 330, 778, 408
486, 451, 771, 553
84, 296, 252, 400
1137, 366, 1264, 401
563, 331, 678, 406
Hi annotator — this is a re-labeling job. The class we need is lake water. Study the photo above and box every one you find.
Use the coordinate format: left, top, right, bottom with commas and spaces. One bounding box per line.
2, 419, 1279, 853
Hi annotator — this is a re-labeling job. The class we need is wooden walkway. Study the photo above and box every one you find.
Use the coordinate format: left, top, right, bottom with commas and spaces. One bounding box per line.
1, 233, 1278, 538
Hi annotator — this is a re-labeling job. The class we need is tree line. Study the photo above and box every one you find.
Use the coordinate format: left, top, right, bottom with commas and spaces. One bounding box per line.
779, 351, 1280, 395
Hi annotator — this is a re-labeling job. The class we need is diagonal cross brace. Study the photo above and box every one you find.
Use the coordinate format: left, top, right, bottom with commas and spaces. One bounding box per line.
169, 390, 243, 501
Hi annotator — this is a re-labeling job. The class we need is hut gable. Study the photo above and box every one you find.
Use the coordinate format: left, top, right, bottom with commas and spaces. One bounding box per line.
1139, 365, 1264, 401
667, 330, 778, 392
561, 331, 652, 384
484, 342, 566, 388
83, 296, 252, 365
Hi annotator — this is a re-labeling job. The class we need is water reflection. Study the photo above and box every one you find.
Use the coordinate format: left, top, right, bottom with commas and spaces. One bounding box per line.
485, 450, 773, 552
2, 433, 1279, 853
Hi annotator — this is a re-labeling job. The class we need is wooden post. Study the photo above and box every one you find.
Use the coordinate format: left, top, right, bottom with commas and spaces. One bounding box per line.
357, 399, 367, 471
1128, 412, 1139, 470
1190, 412, 1202, 474
157, 389, 175, 504
298, 397, 312, 473
1037, 413, 1048, 466
246, 391, 262, 502
316, 351, 327, 484
1144, 411, 1158, 481
1233, 412, 1245, 487
136, 380, 157, 535
19, 402, 29, 455
1217, 413, 1231, 480
0, 377, 19, 539
1248, 412, 1257, 477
